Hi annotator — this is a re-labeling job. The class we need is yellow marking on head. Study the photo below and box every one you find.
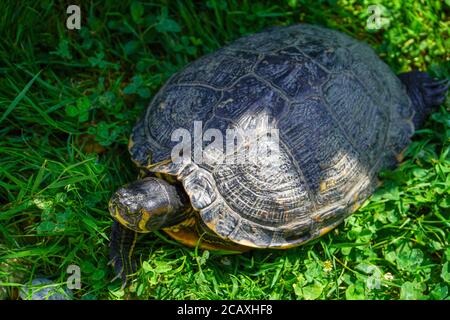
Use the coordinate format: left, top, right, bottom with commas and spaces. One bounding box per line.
138, 210, 151, 232
113, 207, 133, 230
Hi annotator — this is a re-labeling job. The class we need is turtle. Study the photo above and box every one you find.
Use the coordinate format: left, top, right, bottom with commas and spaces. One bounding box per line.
108, 24, 449, 285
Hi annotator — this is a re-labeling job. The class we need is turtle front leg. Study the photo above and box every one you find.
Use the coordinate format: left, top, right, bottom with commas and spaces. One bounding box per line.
109, 221, 138, 289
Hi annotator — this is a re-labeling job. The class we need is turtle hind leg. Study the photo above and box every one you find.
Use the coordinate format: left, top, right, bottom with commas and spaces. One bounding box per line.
398, 71, 449, 127
109, 221, 138, 289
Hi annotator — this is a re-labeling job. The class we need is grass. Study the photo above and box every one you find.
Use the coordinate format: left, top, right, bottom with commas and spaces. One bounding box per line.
0, 0, 449, 300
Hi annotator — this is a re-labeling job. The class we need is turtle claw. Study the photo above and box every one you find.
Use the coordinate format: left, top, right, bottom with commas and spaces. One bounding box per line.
422, 78, 449, 107
423, 78, 449, 87
109, 221, 139, 288
109, 249, 138, 289
109, 258, 126, 286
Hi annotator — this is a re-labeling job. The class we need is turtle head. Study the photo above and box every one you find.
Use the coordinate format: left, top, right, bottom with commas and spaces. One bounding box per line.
109, 177, 189, 233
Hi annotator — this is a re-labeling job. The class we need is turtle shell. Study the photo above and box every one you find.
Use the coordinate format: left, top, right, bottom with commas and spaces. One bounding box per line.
129, 24, 414, 248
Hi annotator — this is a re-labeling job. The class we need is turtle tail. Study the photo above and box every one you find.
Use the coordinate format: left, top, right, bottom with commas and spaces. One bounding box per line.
398, 71, 449, 127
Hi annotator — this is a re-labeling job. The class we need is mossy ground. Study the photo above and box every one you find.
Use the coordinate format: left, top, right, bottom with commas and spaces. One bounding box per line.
0, 0, 449, 300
